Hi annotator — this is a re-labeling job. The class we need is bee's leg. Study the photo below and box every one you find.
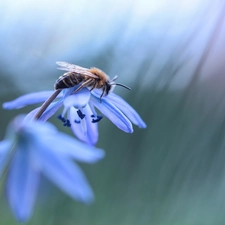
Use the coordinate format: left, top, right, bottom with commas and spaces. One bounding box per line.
89, 81, 98, 92
73, 79, 93, 93
99, 86, 105, 102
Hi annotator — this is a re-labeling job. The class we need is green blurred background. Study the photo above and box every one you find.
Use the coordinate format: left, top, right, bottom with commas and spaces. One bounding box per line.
1, 0, 225, 224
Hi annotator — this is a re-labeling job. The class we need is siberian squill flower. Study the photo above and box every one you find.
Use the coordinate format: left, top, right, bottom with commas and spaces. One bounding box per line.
3, 86, 146, 145
3, 86, 146, 144
0, 115, 104, 222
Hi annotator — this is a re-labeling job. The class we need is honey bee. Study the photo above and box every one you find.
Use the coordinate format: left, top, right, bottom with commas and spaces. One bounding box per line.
55, 61, 130, 99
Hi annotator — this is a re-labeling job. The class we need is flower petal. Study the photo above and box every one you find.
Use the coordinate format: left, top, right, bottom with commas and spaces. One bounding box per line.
69, 105, 99, 145
6, 146, 39, 222
0, 140, 11, 155
22, 118, 103, 164
11, 115, 58, 137
0, 140, 12, 179
37, 131, 104, 163
104, 93, 147, 128
37, 145, 94, 203
40, 100, 64, 122
64, 88, 91, 108
24, 100, 63, 123
2, 91, 62, 110
90, 95, 133, 133
24, 107, 41, 123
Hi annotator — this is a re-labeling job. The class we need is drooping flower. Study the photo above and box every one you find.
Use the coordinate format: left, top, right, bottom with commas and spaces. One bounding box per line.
3, 85, 146, 145
0, 115, 104, 222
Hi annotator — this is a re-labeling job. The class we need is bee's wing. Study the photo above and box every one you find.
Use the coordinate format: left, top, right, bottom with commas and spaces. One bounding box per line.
56, 61, 89, 71
56, 61, 98, 78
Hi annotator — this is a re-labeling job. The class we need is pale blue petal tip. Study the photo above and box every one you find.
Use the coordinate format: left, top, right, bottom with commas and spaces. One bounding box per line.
2, 91, 55, 110
90, 95, 134, 133
137, 120, 147, 129
102, 92, 147, 130
141, 122, 147, 129
2, 101, 19, 110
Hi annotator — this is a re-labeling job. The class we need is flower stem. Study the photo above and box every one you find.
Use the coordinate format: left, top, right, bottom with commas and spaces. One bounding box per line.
34, 90, 62, 120
0, 139, 18, 187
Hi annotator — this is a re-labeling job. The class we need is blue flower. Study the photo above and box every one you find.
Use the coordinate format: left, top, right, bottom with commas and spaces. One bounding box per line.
0, 115, 104, 222
3, 86, 146, 145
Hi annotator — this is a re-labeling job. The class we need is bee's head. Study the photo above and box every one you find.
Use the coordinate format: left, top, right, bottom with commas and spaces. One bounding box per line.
105, 81, 112, 95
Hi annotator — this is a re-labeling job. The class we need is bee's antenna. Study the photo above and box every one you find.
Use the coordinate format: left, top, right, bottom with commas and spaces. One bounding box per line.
112, 83, 131, 90
110, 76, 131, 90
111, 75, 118, 81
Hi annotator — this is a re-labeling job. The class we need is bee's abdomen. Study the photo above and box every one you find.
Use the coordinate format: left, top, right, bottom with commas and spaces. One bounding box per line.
54, 72, 84, 90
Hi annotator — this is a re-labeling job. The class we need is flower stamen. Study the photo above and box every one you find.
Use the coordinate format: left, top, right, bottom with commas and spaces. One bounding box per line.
57, 114, 71, 127
64, 119, 71, 127
91, 115, 103, 123
77, 109, 85, 119
57, 114, 66, 122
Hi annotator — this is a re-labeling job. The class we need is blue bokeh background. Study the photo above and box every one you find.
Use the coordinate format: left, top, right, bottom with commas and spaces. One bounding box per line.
1, 0, 225, 224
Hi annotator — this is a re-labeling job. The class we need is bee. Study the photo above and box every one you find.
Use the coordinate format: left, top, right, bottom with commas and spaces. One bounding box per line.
55, 61, 130, 99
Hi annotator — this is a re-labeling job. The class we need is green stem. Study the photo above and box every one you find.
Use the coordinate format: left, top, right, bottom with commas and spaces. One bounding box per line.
0, 139, 19, 187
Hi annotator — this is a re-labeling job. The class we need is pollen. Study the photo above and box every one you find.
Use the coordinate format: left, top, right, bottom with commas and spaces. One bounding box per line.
57, 114, 71, 127
77, 110, 85, 119
91, 115, 103, 123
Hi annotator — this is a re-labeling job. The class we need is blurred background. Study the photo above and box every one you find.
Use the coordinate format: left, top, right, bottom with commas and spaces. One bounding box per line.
1, 0, 225, 224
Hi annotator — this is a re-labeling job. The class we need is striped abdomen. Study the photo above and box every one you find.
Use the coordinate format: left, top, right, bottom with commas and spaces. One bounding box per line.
54, 72, 85, 90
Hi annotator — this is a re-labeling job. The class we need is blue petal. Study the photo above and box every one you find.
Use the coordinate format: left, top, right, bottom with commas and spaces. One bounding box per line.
90, 95, 133, 133
0, 140, 11, 179
104, 93, 147, 128
24, 107, 41, 123
40, 100, 64, 122
62, 86, 79, 97
3, 91, 62, 110
0, 140, 11, 155
37, 145, 94, 203
37, 131, 104, 163
69, 105, 99, 145
6, 146, 39, 222
10, 115, 57, 138
23, 100, 63, 123
63, 88, 91, 108
24, 120, 58, 137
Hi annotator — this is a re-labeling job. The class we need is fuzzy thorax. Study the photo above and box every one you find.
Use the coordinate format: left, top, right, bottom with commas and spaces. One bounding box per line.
88, 67, 109, 88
